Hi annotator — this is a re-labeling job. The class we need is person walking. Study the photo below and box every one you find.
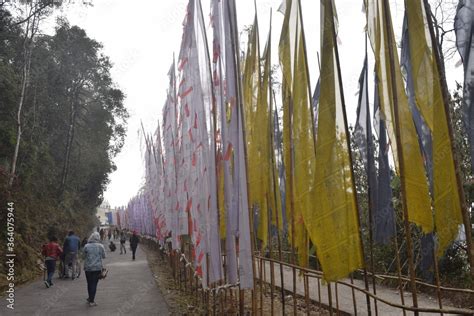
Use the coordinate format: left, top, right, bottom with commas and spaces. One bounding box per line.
129, 231, 139, 260
119, 231, 126, 255
107, 229, 112, 241
41, 236, 63, 288
83, 232, 106, 307
63, 230, 81, 279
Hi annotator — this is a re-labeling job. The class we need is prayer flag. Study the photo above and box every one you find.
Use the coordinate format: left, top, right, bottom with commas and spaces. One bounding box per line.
405, 0, 463, 256
311, 0, 364, 281
366, 0, 432, 233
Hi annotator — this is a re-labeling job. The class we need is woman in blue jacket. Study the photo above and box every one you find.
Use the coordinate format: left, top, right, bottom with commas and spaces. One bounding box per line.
83, 232, 105, 307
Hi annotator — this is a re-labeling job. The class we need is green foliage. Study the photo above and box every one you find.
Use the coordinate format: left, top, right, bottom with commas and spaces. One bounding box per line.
0, 7, 127, 289
452, 84, 474, 207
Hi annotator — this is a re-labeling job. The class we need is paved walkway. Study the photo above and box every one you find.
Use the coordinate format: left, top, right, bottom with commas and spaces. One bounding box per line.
259, 260, 471, 315
1, 240, 170, 316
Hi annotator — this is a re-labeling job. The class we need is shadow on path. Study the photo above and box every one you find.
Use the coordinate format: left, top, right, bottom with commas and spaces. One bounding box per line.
1, 241, 170, 316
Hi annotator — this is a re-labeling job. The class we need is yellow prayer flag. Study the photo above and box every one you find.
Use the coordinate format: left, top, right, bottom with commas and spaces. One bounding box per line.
259, 21, 284, 234
367, 0, 433, 232
243, 16, 269, 248
405, 0, 462, 255
308, 0, 363, 281
278, 0, 310, 267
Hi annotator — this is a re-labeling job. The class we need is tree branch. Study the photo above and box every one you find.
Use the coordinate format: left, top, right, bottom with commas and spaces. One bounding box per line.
12, 1, 51, 26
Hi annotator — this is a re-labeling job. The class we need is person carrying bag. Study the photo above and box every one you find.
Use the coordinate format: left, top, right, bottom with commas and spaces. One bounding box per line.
83, 232, 106, 307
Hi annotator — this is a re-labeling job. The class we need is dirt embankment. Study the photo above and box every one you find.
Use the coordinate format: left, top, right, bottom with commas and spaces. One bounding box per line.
0, 186, 96, 294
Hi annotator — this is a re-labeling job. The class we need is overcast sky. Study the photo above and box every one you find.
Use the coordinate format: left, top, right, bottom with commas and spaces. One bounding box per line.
42, 0, 462, 208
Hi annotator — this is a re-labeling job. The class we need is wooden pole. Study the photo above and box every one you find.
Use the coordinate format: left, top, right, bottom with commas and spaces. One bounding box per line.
271, 67, 286, 316
422, 0, 474, 278
381, 0, 419, 312
296, 4, 318, 313
363, 35, 379, 316
268, 197, 275, 315
289, 89, 297, 315
326, 0, 372, 314
289, 7, 298, 315
179, 251, 182, 291
195, 274, 199, 312
260, 252, 264, 315
433, 245, 444, 315
184, 244, 187, 294
304, 274, 310, 315
199, 0, 226, 307
253, 6, 265, 314
393, 225, 407, 316
350, 274, 358, 315
223, 245, 228, 314
210, 3, 229, 311
317, 274, 322, 311
327, 283, 334, 316
227, 0, 258, 313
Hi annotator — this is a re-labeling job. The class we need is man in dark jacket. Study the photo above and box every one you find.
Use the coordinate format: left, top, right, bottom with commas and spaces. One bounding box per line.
129, 231, 139, 260
63, 231, 81, 279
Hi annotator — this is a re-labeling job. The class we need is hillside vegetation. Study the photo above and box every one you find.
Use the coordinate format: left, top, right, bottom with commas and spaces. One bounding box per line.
0, 5, 128, 290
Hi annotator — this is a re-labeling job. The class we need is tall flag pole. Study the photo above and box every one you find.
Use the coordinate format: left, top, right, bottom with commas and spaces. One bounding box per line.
312, 0, 364, 283
265, 11, 286, 311
176, 1, 191, 246
154, 122, 167, 243
312, 78, 321, 140
354, 56, 378, 221
243, 13, 267, 249
367, 0, 432, 233
209, 0, 227, 245
423, 0, 474, 275
374, 75, 409, 309
141, 123, 155, 237
163, 58, 180, 250
372, 77, 395, 245
278, 2, 311, 312
400, 13, 437, 282
148, 129, 159, 238
198, 6, 224, 288
404, 0, 464, 258
278, 0, 311, 271
262, 17, 283, 238
354, 47, 379, 313
174, 0, 223, 287
272, 91, 287, 229
196, 0, 223, 286
228, 0, 255, 292
366, 0, 434, 311
210, 0, 238, 286
212, 0, 255, 291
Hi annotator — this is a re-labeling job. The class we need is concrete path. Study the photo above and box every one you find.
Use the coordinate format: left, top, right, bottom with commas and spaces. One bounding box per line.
1, 241, 170, 316
259, 260, 470, 315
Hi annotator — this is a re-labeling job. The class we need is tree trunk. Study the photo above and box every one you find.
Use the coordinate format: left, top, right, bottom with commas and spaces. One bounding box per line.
59, 90, 79, 196
8, 8, 37, 188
